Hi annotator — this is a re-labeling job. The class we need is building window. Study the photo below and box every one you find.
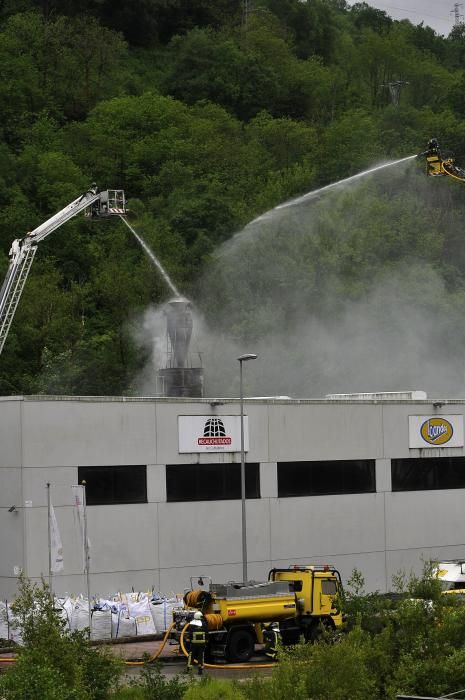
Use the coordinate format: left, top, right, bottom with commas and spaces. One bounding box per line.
277, 460, 375, 498
166, 463, 260, 502
78, 466, 147, 505
392, 457, 465, 492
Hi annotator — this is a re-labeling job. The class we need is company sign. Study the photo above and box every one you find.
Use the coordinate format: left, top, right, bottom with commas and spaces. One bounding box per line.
178, 415, 248, 453
408, 415, 464, 449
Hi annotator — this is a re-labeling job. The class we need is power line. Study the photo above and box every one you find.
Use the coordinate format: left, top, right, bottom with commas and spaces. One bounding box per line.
349, 1, 452, 25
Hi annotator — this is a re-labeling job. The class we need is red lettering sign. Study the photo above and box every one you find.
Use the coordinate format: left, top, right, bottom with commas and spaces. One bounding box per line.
198, 437, 232, 445
227, 609, 237, 617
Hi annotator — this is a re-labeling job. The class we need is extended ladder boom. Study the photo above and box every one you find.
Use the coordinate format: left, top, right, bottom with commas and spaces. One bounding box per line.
28, 186, 101, 243
0, 186, 126, 356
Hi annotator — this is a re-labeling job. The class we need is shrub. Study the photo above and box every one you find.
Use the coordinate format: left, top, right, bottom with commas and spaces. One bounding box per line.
0, 574, 122, 700
0, 653, 76, 700
127, 663, 192, 700
182, 678, 246, 700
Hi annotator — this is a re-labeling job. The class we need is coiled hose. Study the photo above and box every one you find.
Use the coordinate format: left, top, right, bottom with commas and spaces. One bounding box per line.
184, 590, 211, 609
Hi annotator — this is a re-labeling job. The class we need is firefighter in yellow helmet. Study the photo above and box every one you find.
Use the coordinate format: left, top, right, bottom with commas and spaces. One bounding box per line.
186, 611, 208, 675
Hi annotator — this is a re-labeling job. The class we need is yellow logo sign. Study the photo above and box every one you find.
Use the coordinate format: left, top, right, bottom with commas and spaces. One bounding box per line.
420, 418, 453, 445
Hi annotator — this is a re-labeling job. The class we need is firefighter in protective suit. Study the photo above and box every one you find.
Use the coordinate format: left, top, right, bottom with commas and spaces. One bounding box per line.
422, 138, 444, 176
263, 621, 280, 660
186, 611, 208, 675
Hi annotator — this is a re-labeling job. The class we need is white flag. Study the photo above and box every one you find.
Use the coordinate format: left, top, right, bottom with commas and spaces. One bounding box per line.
49, 501, 63, 573
71, 485, 91, 571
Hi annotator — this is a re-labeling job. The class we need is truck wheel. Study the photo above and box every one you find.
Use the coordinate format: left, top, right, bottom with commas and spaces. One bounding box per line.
227, 628, 255, 662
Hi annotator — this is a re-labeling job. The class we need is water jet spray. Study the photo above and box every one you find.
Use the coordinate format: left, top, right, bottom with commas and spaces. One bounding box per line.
249, 155, 417, 225
120, 217, 204, 397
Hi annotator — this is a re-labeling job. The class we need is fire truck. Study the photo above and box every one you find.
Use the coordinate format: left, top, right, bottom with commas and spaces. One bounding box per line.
173, 564, 344, 662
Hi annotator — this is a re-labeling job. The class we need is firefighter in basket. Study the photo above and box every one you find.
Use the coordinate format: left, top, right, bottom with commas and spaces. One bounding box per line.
263, 621, 280, 660
419, 138, 465, 181
186, 611, 208, 676
421, 138, 444, 176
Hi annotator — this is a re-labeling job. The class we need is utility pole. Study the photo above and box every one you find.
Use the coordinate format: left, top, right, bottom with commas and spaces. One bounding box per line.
381, 80, 409, 106
451, 2, 464, 26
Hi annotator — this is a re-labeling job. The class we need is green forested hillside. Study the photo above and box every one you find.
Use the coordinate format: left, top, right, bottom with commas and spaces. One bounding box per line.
2, 0, 465, 396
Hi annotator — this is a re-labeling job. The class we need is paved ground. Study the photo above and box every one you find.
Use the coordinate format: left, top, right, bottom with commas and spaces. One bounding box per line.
1, 639, 275, 681
109, 637, 183, 663
111, 639, 275, 681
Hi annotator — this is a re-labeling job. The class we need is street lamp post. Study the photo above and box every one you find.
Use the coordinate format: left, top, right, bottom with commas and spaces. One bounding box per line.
238, 353, 258, 583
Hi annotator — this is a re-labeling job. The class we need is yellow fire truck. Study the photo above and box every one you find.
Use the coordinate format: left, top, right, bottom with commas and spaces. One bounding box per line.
173, 564, 344, 662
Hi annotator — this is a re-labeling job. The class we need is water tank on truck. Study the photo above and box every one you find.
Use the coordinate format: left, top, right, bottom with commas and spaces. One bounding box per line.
173, 565, 344, 663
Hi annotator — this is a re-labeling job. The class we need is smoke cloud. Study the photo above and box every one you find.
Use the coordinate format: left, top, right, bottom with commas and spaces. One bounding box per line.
134, 158, 465, 399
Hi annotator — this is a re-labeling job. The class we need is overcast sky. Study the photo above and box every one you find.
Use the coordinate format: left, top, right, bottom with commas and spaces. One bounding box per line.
347, 0, 457, 36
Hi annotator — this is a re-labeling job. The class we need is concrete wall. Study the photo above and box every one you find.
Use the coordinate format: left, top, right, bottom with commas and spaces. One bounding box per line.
1, 396, 465, 598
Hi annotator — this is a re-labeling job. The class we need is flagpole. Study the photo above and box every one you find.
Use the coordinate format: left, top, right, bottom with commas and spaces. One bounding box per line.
47, 482, 52, 592
81, 480, 92, 637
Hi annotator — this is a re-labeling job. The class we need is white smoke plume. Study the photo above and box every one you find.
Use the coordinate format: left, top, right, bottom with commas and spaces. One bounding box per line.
133, 158, 465, 400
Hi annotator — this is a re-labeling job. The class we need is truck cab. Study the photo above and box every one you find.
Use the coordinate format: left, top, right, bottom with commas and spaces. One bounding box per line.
269, 565, 344, 643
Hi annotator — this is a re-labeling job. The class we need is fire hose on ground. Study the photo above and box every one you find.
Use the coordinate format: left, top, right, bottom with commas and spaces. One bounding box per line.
0, 619, 275, 670
125, 622, 176, 665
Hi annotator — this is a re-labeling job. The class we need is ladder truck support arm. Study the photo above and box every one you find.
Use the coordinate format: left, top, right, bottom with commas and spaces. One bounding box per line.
0, 186, 126, 356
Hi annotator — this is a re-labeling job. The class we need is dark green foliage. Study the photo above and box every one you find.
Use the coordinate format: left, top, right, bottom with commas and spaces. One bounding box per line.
183, 677, 246, 699
125, 663, 192, 699
1, 1, 465, 396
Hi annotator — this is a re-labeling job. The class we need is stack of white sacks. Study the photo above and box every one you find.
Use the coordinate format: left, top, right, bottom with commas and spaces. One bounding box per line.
0, 592, 182, 643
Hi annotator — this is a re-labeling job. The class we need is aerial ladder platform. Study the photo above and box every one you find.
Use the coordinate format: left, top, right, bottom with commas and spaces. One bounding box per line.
0, 186, 126, 356
421, 138, 465, 182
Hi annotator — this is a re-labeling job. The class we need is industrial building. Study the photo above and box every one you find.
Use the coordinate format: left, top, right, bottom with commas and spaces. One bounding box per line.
1, 391, 465, 600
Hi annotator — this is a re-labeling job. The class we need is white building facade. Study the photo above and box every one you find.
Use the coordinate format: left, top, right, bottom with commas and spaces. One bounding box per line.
1, 394, 465, 599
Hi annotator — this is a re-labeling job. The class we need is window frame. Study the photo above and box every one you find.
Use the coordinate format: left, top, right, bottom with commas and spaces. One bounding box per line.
392, 456, 465, 492
277, 459, 376, 498
78, 465, 147, 506
166, 462, 261, 502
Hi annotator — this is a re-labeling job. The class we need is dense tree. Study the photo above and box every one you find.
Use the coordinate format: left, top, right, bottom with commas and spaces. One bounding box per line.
0, 11, 127, 140
1, 2, 465, 396
350, 2, 392, 34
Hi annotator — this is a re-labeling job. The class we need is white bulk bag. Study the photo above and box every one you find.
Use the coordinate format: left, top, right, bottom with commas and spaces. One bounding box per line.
0, 602, 9, 641
8, 607, 22, 644
55, 597, 73, 631
90, 609, 112, 640
128, 597, 156, 636
114, 611, 137, 638
151, 599, 176, 633
124, 592, 140, 605
70, 598, 90, 632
